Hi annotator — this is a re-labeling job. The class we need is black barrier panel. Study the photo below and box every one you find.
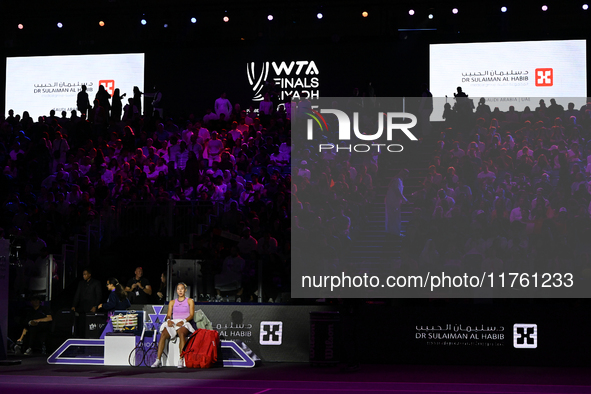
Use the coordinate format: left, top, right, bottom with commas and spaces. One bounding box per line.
139, 302, 591, 366
358, 301, 591, 367
142, 304, 333, 363
85, 313, 108, 339
310, 311, 341, 365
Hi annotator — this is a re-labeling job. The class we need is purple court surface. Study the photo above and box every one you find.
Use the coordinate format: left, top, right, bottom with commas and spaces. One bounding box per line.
1, 356, 591, 394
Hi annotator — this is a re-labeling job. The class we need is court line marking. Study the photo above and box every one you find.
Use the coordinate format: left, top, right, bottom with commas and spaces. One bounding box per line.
2, 374, 590, 387
0, 381, 584, 393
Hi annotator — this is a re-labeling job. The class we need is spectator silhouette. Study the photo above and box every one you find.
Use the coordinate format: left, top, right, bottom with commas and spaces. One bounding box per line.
76, 85, 91, 116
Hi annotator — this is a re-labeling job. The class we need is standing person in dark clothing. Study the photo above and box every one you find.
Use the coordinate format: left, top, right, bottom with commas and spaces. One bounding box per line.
71, 269, 102, 338
133, 86, 143, 116
15, 296, 52, 355
77, 85, 91, 116
72, 269, 102, 314
419, 83, 433, 136
98, 278, 131, 312
145, 85, 163, 118
111, 88, 126, 122
125, 267, 152, 304
156, 273, 167, 304
95, 84, 112, 118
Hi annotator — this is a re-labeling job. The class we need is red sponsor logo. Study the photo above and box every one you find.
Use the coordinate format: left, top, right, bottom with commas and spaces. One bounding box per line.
535, 68, 553, 87
99, 80, 115, 96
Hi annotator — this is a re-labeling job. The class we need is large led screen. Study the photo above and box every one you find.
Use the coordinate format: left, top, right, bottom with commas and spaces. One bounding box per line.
429, 40, 586, 117
6, 53, 145, 119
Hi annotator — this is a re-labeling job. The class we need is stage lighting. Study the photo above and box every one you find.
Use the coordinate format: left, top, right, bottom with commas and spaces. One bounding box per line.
191, 17, 197, 23
99, 21, 105, 27
362, 11, 368, 17
317, 13, 323, 19
409, 9, 415, 15
223, 16, 229, 22
164, 24, 168, 28
428, 14, 434, 19
542, 5, 548, 11
17, 24, 23, 30
141, 19, 147, 25
452, 8, 458, 14
268, 15, 273, 21
584, 4, 589, 10
57, 22, 63, 28
501, 6, 507, 12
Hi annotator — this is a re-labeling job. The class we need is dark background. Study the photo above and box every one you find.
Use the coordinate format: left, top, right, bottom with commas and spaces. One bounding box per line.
2, 0, 591, 116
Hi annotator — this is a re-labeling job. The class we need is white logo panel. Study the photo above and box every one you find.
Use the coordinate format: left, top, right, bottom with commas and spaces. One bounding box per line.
514, 323, 537, 348
260, 321, 283, 345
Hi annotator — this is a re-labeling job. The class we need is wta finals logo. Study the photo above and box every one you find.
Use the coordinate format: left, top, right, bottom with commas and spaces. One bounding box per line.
246, 62, 269, 101
246, 60, 320, 101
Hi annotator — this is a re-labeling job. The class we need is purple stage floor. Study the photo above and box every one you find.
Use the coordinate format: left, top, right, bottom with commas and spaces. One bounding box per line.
1, 356, 591, 394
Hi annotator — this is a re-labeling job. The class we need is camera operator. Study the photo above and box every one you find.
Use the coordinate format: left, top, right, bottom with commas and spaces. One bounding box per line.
124, 267, 152, 304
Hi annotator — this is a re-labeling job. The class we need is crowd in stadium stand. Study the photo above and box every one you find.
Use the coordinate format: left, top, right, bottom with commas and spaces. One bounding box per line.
405, 97, 591, 274
0, 89, 292, 302
4, 92, 591, 301
290, 95, 591, 280
290, 115, 378, 269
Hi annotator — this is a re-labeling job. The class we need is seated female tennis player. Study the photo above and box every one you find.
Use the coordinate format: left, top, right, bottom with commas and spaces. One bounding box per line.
151, 282, 195, 368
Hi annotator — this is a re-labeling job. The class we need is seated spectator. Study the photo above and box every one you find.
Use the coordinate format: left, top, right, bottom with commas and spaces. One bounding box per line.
206, 132, 224, 166
445, 166, 459, 185
531, 188, 550, 210
257, 231, 279, 255
156, 140, 169, 162
567, 142, 582, 163
125, 267, 152, 304
450, 141, 465, 158
14, 296, 52, 355
237, 227, 258, 255
532, 155, 552, 178
25, 232, 46, 261
477, 163, 496, 183
434, 189, 455, 212
516, 146, 534, 160
214, 247, 245, 301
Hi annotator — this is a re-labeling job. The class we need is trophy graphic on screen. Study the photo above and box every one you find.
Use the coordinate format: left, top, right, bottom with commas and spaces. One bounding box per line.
246, 62, 269, 101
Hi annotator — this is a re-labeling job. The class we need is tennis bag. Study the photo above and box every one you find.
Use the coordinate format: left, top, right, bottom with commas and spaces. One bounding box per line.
180, 329, 220, 368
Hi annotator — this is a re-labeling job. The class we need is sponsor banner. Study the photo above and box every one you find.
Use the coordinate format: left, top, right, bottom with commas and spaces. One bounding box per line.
5, 53, 144, 119
368, 303, 590, 366
136, 303, 589, 366
430, 40, 586, 119
143, 304, 332, 362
